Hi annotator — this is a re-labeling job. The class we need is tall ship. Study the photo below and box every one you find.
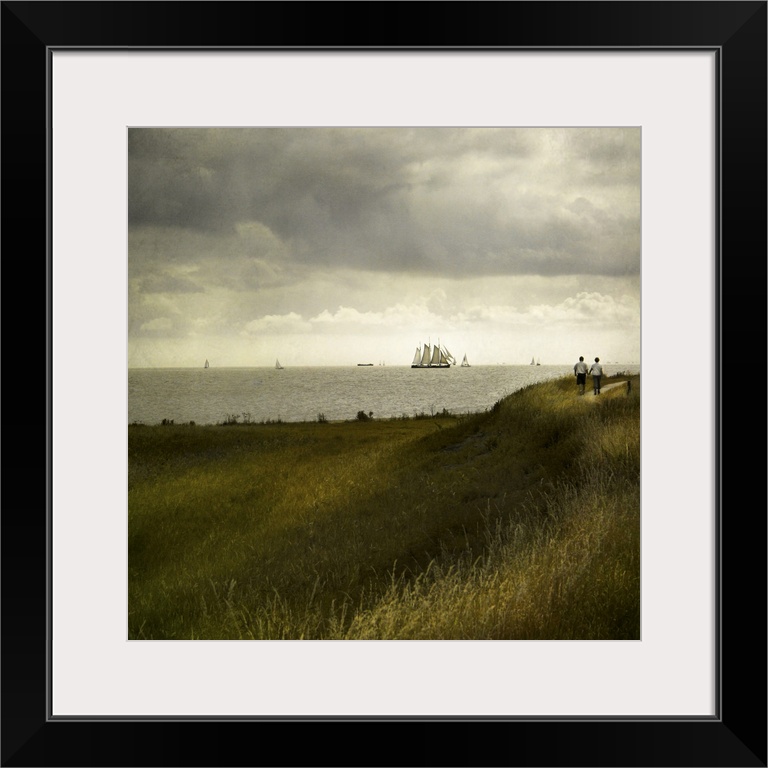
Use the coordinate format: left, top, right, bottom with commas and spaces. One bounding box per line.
411, 341, 456, 368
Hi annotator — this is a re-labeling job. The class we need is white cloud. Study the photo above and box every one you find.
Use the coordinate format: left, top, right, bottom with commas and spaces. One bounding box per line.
242, 312, 311, 335
549, 291, 639, 324
140, 317, 173, 332
310, 303, 444, 331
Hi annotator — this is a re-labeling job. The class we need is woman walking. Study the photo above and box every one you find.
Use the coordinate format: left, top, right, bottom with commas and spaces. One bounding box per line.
589, 357, 604, 395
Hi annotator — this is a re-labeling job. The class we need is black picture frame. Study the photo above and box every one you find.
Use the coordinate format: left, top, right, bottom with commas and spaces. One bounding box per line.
4, 2, 765, 766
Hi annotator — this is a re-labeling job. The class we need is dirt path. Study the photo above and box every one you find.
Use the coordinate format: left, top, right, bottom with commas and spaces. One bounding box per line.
581, 377, 638, 399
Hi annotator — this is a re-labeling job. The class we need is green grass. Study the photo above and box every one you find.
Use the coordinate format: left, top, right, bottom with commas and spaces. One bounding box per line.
129, 373, 640, 640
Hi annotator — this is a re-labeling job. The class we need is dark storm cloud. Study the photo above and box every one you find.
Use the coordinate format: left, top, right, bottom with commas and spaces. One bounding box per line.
569, 128, 641, 174
128, 127, 640, 279
140, 272, 204, 294
130, 127, 420, 232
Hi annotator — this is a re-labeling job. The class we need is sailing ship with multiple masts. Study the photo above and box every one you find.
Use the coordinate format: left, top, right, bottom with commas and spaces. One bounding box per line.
411, 341, 457, 368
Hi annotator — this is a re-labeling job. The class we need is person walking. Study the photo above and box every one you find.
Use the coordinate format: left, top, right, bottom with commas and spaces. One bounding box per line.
589, 357, 604, 395
573, 356, 588, 396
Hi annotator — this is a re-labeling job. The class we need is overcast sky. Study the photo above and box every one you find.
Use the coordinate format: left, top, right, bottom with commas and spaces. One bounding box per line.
128, 127, 640, 368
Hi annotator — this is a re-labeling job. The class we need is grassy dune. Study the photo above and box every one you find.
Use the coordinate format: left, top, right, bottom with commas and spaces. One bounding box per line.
129, 373, 640, 640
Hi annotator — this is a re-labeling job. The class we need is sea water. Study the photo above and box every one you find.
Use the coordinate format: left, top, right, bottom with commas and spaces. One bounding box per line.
128, 364, 640, 426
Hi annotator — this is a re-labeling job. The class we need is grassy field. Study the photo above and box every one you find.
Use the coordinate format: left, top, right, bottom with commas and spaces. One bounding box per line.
129, 373, 640, 640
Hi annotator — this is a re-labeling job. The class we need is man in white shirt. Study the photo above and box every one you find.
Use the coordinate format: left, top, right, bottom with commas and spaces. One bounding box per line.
573, 356, 588, 395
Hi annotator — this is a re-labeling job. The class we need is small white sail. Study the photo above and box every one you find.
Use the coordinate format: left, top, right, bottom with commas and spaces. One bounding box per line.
204, 359, 209, 369
275, 359, 284, 369
442, 345, 455, 364
530, 357, 535, 365
412, 346, 422, 366
461, 354, 470, 367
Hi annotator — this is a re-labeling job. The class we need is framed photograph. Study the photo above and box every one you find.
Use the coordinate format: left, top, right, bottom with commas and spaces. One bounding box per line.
5, 1, 765, 765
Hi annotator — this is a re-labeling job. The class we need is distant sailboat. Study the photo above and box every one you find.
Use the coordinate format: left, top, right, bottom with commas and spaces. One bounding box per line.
204, 359, 209, 369
530, 357, 536, 365
275, 359, 284, 370
461, 354, 470, 367
537, 358, 541, 366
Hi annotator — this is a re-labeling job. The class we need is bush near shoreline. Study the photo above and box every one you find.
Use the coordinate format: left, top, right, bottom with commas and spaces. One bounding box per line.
129, 373, 640, 640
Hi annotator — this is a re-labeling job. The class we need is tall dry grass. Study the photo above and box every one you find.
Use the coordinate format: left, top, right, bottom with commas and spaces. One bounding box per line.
129, 374, 640, 639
